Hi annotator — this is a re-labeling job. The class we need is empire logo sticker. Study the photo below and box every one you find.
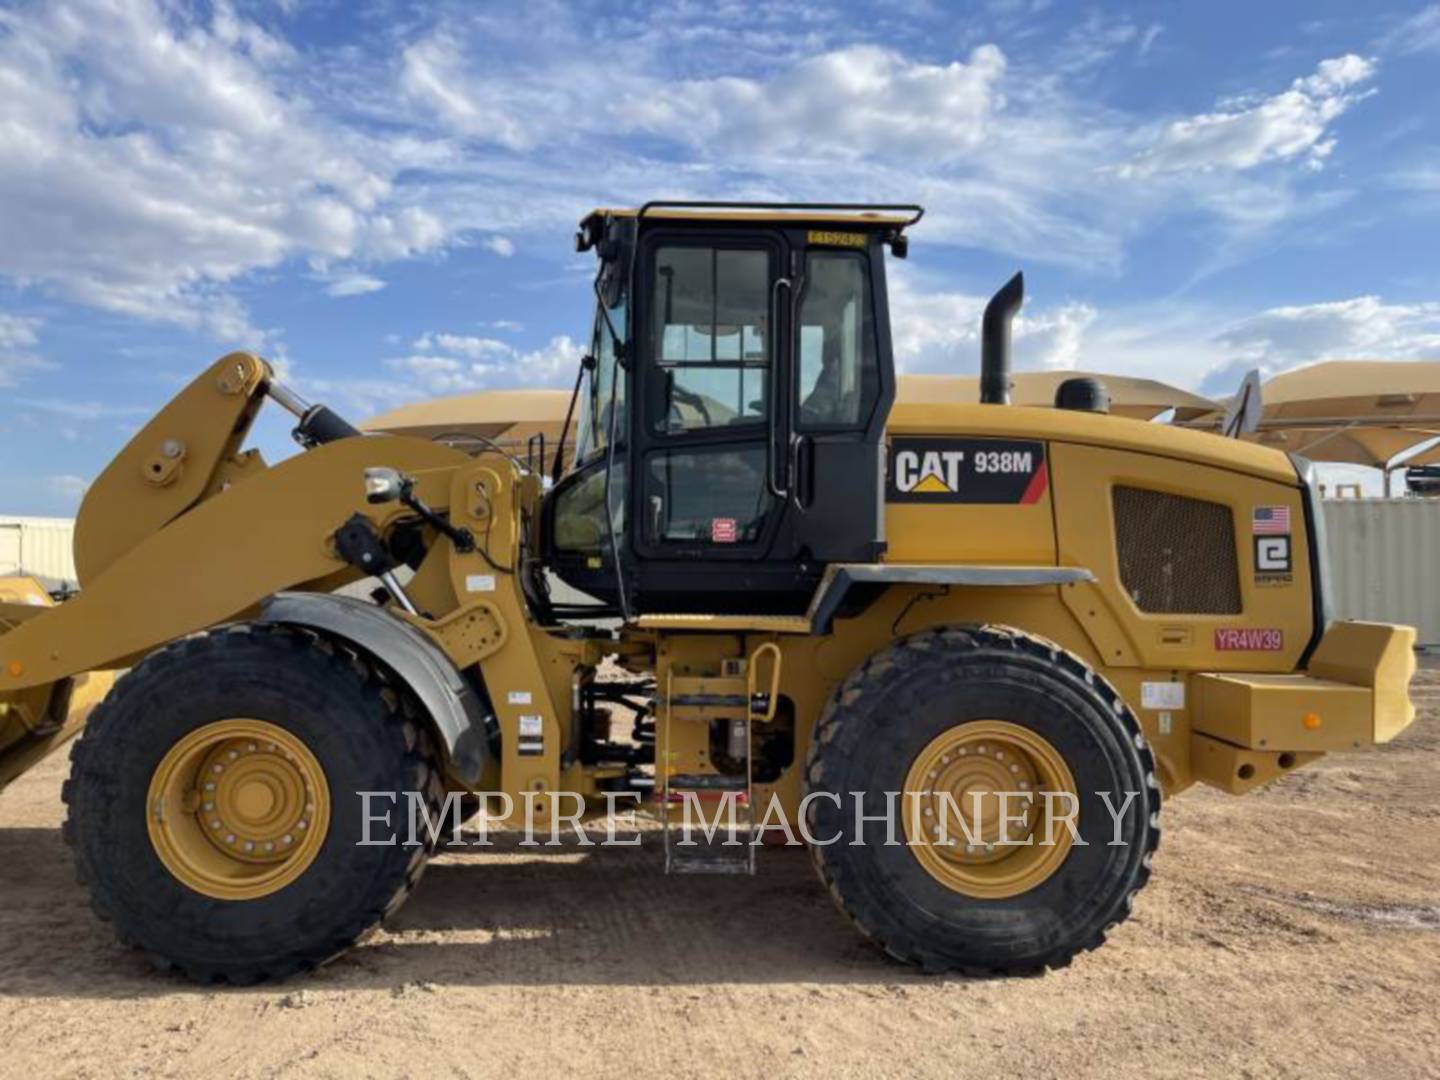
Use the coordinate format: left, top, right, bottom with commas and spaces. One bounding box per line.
887, 438, 1048, 504
1214, 627, 1284, 651
1254, 534, 1293, 586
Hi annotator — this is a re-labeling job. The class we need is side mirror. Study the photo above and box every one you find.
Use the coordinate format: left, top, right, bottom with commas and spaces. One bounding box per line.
363, 467, 405, 505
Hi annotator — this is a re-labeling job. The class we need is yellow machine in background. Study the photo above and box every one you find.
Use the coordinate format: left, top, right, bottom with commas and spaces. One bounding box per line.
0, 203, 1416, 983
0, 575, 113, 790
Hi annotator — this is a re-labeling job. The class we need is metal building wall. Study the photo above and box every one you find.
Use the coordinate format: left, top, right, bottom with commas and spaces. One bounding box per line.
1323, 499, 1440, 646
0, 516, 78, 584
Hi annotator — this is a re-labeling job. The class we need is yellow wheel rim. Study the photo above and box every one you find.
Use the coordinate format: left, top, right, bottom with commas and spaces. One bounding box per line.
902, 720, 1078, 900
146, 719, 330, 901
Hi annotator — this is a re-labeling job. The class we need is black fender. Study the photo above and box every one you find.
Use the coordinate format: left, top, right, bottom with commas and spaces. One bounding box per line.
258, 592, 489, 786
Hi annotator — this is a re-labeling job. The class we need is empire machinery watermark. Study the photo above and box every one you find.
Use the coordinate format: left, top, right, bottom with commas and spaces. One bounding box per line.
355, 789, 1146, 849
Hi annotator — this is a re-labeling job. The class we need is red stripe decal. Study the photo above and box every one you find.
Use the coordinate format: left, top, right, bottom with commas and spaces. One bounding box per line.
1019, 460, 1049, 504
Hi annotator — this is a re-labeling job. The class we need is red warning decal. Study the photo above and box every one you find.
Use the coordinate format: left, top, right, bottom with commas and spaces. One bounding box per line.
1019, 459, 1049, 504
711, 517, 738, 543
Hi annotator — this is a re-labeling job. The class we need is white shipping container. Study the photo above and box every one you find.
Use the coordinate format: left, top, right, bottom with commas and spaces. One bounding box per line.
0, 516, 77, 584
1323, 499, 1440, 647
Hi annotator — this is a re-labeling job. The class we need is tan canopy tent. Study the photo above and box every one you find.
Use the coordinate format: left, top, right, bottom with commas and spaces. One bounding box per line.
1403, 441, 1440, 467
1254, 360, 1440, 424
362, 371, 1217, 462
1239, 361, 1440, 484
362, 389, 572, 472
1175, 360, 1440, 492
894, 371, 1218, 421
1251, 425, 1440, 468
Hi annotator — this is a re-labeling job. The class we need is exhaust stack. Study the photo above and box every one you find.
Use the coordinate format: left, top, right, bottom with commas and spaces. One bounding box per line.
980, 272, 1024, 405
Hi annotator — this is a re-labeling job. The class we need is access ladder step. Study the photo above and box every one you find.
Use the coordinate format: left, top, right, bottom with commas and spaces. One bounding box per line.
663, 829, 757, 875
666, 693, 750, 708
667, 856, 754, 876
666, 773, 748, 792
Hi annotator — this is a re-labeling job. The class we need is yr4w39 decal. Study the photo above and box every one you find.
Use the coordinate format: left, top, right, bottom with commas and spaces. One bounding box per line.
886, 438, 1048, 504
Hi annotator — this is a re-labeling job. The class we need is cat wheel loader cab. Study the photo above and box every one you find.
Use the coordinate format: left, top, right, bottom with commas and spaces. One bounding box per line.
0, 201, 1418, 984
544, 203, 913, 614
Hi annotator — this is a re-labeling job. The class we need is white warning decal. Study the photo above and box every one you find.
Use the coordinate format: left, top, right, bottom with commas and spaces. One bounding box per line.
1141, 681, 1185, 710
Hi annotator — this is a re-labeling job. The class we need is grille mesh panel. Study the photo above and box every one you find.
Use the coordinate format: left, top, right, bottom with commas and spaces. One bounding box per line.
1113, 486, 1241, 615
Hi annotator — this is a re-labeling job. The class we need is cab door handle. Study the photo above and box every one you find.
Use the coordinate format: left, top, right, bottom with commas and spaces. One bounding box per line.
766, 276, 792, 498
793, 435, 815, 509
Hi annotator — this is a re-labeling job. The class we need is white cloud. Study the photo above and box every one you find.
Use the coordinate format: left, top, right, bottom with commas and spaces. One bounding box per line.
381, 332, 582, 398
385, 354, 469, 392
1382, 5, 1440, 55
0, 354, 47, 388
399, 33, 544, 151
1393, 166, 1440, 193
400, 34, 1009, 165
1026, 303, 1100, 371
0, 313, 52, 387
887, 268, 1099, 374
1049, 12, 1161, 73
0, 0, 445, 342
16, 397, 151, 421
890, 269, 1440, 401
1214, 296, 1440, 368
413, 332, 512, 359
620, 44, 1007, 163
47, 474, 90, 500
1119, 55, 1376, 178
326, 273, 387, 297
0, 1, 1400, 359
389, 16, 1379, 271
0, 314, 40, 352
483, 235, 517, 258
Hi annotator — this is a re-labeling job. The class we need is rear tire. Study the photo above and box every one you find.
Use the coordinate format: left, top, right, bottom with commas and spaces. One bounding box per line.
805, 625, 1160, 975
63, 624, 443, 984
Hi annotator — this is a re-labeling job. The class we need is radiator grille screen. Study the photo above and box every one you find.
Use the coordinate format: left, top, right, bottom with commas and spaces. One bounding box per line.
1113, 486, 1242, 614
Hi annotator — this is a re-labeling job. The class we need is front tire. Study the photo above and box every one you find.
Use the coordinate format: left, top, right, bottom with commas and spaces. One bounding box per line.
806, 625, 1160, 975
63, 624, 443, 983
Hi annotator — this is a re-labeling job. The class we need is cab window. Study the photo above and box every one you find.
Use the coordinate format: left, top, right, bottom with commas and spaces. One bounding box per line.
643, 446, 772, 544
575, 296, 627, 461
797, 252, 878, 429
650, 246, 770, 433
552, 458, 627, 555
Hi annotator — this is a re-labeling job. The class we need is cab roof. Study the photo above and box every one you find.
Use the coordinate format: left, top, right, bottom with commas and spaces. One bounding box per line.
578, 202, 923, 244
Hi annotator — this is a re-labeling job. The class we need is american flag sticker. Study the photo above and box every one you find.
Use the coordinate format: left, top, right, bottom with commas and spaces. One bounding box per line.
1252, 505, 1291, 534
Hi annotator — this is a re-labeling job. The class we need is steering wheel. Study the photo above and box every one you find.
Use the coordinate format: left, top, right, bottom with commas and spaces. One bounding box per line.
669, 383, 713, 427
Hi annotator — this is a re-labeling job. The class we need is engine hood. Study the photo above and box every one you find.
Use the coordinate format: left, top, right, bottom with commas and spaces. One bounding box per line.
887, 402, 1298, 485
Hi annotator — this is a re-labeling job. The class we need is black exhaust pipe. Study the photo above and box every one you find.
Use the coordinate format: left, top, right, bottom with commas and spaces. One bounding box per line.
980, 271, 1024, 405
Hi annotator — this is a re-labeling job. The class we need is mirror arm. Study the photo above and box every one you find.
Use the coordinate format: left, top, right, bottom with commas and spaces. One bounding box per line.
553, 353, 595, 484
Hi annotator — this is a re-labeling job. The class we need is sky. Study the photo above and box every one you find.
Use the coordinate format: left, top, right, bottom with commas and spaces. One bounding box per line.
1, 0, 1439, 515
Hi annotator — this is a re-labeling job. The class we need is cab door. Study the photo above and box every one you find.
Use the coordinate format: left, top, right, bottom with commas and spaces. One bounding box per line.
632, 230, 787, 562
628, 226, 893, 602
782, 237, 893, 562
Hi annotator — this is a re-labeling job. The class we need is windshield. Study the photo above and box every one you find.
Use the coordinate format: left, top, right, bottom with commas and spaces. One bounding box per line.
573, 272, 628, 463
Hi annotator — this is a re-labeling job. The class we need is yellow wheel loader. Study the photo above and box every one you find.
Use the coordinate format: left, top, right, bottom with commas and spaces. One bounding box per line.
0, 202, 1417, 982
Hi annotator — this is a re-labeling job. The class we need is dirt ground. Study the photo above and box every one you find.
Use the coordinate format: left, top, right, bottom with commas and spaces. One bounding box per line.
0, 677, 1437, 1079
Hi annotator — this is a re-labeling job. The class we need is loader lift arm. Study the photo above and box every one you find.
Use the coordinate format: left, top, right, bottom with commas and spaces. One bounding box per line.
0, 353, 476, 786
